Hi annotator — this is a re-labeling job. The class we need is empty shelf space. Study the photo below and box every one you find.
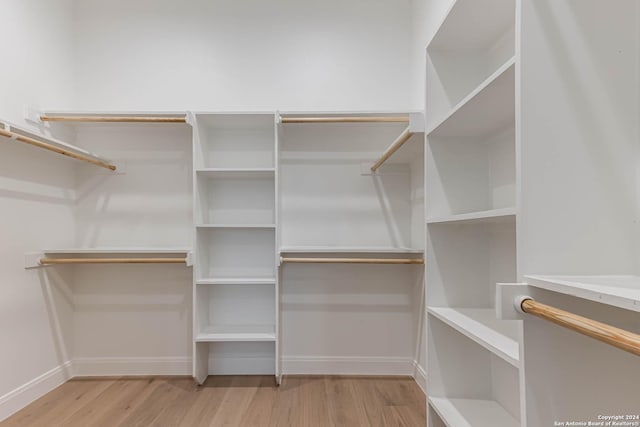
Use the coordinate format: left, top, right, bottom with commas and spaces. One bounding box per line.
427, 208, 516, 225
279, 246, 424, 254
196, 325, 276, 342
428, 58, 515, 138
428, 307, 519, 366
429, 397, 519, 427
196, 224, 276, 229
196, 168, 275, 179
197, 278, 276, 285
525, 275, 640, 313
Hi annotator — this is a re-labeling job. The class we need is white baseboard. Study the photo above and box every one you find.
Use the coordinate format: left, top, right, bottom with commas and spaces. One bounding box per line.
413, 361, 427, 395
73, 357, 191, 377
0, 361, 73, 422
282, 356, 415, 376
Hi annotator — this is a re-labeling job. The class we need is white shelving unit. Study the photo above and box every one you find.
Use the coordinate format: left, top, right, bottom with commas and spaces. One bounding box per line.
425, 0, 520, 425
192, 112, 278, 384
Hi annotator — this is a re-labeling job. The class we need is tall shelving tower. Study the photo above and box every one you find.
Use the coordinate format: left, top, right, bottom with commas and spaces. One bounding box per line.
191, 113, 279, 384
424, 0, 521, 425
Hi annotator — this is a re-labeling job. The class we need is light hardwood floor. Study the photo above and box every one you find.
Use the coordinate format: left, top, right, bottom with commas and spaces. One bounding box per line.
1, 376, 426, 427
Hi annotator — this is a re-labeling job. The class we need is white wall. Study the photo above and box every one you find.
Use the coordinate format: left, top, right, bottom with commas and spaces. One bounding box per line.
0, 0, 75, 124
71, 0, 414, 112
0, 0, 77, 420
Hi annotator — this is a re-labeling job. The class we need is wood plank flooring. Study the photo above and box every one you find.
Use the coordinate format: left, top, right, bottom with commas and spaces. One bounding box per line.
1, 376, 426, 427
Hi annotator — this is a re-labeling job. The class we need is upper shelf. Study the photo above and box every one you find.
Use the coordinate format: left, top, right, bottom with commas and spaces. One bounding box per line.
428, 58, 515, 138
428, 0, 515, 51
279, 246, 424, 255
39, 247, 191, 254
38, 111, 188, 125
25, 247, 192, 269
525, 275, 640, 313
0, 119, 115, 171
278, 111, 414, 124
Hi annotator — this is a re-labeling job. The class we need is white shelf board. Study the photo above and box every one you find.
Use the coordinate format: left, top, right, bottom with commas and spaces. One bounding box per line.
428, 307, 519, 366
195, 324, 276, 342
196, 168, 275, 179
279, 246, 424, 254
429, 397, 519, 427
427, 208, 516, 225
196, 224, 276, 229
40, 110, 187, 117
196, 278, 276, 285
37, 111, 189, 128
428, 58, 515, 138
0, 120, 113, 165
525, 275, 640, 313
41, 247, 191, 254
427, 0, 515, 51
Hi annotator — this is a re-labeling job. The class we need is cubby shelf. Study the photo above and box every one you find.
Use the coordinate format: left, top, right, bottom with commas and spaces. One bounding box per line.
525, 275, 640, 313
429, 397, 519, 427
196, 278, 276, 285
427, 208, 515, 225
428, 58, 515, 137
196, 168, 275, 179
196, 325, 276, 342
428, 307, 519, 366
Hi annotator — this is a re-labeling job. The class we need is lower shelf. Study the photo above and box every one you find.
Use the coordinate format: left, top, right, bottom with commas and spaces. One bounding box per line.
428, 307, 519, 366
429, 397, 519, 427
196, 325, 276, 342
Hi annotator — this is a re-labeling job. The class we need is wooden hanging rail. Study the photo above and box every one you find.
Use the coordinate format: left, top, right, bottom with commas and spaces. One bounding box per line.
0, 127, 116, 171
39, 115, 187, 123
370, 126, 413, 172
519, 297, 640, 357
280, 116, 409, 124
281, 257, 423, 265
39, 257, 188, 265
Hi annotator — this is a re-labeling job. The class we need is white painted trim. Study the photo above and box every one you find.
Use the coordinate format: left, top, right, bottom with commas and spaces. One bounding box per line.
73, 357, 191, 377
0, 361, 73, 422
282, 356, 415, 376
413, 361, 427, 395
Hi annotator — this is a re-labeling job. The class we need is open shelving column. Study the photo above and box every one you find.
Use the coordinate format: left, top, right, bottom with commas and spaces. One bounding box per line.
191, 113, 278, 384
425, 0, 520, 425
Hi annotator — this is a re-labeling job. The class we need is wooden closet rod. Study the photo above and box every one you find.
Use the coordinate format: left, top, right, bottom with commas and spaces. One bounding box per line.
281, 257, 424, 265
39, 116, 187, 123
39, 258, 187, 265
281, 116, 409, 124
370, 126, 413, 172
519, 297, 640, 357
0, 128, 116, 171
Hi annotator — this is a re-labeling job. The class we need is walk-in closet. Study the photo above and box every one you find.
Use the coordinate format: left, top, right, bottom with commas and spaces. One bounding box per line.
1, 0, 639, 426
